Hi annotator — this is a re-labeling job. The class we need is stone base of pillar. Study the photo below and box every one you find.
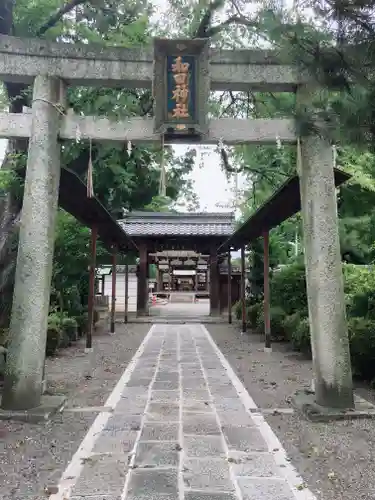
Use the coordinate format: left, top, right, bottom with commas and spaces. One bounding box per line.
0, 394, 66, 423
291, 390, 375, 422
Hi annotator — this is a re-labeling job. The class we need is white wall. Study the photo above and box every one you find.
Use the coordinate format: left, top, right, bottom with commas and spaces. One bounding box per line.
103, 273, 138, 312
0, 139, 7, 165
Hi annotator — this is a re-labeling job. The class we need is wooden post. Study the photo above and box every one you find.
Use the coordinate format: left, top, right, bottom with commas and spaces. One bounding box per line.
86, 225, 97, 351
209, 246, 220, 316
228, 250, 232, 324
263, 231, 271, 351
101, 275, 105, 295
168, 261, 172, 295
110, 248, 117, 333
124, 263, 129, 324
137, 243, 148, 315
241, 246, 246, 334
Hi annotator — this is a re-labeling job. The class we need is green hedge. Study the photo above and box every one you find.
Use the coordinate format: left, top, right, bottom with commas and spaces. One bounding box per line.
270, 263, 375, 381
46, 314, 62, 356
271, 262, 308, 316
348, 317, 375, 381
235, 262, 375, 382
256, 305, 287, 341
46, 313, 80, 356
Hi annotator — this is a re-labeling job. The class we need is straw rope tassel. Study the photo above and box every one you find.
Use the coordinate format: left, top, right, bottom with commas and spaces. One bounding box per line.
87, 138, 94, 198
159, 136, 166, 197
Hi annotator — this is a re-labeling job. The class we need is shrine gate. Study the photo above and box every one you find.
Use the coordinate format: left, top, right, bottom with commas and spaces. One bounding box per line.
0, 34, 353, 414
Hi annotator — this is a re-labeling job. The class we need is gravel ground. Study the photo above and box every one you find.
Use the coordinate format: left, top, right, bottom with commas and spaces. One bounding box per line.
206, 323, 375, 500
0, 323, 149, 500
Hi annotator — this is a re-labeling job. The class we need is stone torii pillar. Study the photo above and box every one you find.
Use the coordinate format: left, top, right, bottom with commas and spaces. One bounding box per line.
297, 89, 354, 409
2, 76, 63, 411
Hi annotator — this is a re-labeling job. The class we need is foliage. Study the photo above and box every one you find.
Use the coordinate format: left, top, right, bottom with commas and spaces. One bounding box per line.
246, 302, 262, 329
348, 317, 375, 381
292, 318, 311, 354
0, 328, 9, 347
46, 314, 62, 357
232, 298, 252, 322
76, 312, 89, 337
282, 312, 302, 343
267, 262, 375, 377
271, 262, 308, 316
256, 305, 287, 341
61, 317, 78, 342
0, 0, 198, 329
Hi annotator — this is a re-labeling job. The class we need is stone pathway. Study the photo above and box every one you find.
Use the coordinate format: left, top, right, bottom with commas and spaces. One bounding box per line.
57, 324, 315, 500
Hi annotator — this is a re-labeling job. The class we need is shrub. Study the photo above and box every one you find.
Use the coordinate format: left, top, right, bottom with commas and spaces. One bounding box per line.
271, 262, 307, 316
62, 317, 78, 342
291, 317, 311, 354
93, 309, 100, 325
344, 264, 375, 320
233, 299, 253, 322
246, 302, 262, 329
46, 314, 62, 356
348, 317, 375, 381
76, 313, 89, 336
282, 312, 302, 341
50, 313, 71, 348
233, 301, 242, 321
256, 305, 287, 341
0, 346, 7, 377
0, 328, 9, 347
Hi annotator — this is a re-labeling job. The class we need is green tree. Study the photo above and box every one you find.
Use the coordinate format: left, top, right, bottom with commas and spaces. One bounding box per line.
0, 0, 197, 326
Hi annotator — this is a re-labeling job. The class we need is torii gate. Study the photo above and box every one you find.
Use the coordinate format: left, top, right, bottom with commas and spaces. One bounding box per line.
0, 35, 353, 414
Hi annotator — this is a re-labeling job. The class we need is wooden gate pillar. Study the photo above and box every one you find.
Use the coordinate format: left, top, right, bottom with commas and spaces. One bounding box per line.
228, 251, 232, 324
124, 263, 129, 324
240, 246, 246, 335
137, 243, 148, 316
209, 245, 220, 316
110, 248, 117, 334
86, 225, 98, 352
263, 231, 271, 351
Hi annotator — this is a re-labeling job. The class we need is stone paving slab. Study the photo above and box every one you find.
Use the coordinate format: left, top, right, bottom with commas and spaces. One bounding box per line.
65, 324, 315, 500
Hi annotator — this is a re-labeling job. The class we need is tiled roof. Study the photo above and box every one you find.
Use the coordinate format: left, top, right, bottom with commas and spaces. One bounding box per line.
118, 212, 236, 237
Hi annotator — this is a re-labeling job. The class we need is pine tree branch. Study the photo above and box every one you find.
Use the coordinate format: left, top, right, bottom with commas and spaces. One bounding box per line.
206, 15, 256, 38
194, 0, 225, 38
36, 0, 88, 37
0, 0, 15, 36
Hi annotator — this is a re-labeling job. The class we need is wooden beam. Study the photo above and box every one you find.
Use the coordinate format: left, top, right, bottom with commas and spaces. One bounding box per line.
0, 35, 302, 92
0, 113, 297, 145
